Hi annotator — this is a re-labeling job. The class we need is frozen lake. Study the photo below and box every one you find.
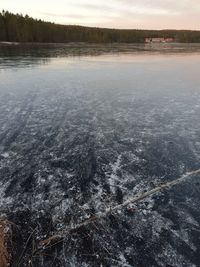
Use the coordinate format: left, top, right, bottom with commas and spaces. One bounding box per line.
0, 44, 200, 267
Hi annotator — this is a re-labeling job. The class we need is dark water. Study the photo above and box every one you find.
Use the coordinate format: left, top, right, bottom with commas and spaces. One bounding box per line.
0, 43, 200, 267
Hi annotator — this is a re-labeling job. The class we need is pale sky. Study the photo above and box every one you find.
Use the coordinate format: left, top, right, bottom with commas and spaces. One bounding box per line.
0, 0, 200, 30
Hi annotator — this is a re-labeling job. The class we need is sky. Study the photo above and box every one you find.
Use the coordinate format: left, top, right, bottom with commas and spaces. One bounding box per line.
0, 0, 200, 30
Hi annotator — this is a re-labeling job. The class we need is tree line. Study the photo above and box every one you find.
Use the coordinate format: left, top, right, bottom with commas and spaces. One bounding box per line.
1, 10, 200, 43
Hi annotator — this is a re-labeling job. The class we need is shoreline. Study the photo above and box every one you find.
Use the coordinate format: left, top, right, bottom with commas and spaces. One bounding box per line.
0, 41, 198, 47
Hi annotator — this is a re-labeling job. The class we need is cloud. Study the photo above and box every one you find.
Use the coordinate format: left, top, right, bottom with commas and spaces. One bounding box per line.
0, 0, 200, 29
113, 0, 200, 14
43, 12, 118, 21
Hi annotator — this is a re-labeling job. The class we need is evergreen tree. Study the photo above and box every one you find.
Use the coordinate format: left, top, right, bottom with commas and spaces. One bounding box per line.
1, 10, 200, 43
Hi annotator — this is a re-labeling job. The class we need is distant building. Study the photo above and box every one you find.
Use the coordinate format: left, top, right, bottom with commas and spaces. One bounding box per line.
164, 38, 174, 43
145, 37, 174, 43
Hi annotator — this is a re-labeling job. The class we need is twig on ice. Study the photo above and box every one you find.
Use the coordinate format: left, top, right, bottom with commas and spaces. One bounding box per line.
40, 168, 200, 248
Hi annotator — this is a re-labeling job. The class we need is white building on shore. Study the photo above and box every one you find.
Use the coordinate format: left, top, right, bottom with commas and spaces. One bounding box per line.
145, 37, 174, 43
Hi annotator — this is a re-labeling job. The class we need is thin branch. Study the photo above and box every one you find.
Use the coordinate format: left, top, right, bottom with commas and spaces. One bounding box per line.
16, 227, 38, 267
40, 168, 200, 247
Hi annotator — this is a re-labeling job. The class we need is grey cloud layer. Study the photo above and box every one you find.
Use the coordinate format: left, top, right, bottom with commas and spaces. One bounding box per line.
0, 0, 199, 29
68, 0, 200, 19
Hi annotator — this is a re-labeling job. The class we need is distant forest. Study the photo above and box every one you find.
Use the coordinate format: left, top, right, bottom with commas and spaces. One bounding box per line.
1, 10, 200, 43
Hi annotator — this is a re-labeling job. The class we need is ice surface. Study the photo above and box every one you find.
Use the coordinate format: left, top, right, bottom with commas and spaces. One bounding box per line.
0, 44, 200, 266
